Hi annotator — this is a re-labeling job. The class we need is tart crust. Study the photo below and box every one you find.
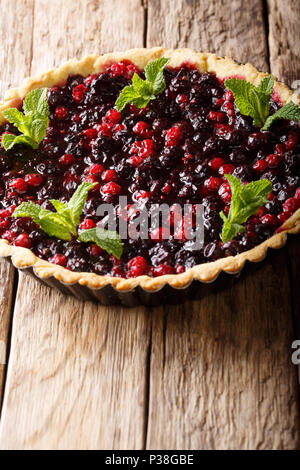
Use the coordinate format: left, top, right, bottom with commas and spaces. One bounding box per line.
0, 47, 299, 292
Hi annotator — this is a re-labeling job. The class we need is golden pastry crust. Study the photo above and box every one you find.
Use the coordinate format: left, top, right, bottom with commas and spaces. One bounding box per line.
0, 47, 299, 292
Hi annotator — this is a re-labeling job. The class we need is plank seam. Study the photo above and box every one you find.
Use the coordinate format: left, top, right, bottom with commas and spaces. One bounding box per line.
0, 269, 19, 417
143, 318, 152, 450
262, 0, 271, 71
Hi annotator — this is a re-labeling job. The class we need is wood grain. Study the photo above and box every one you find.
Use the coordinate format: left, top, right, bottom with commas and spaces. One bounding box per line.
0, 274, 151, 449
146, 0, 300, 450
268, 0, 300, 381
0, 0, 151, 450
0, 0, 34, 408
0, 0, 299, 450
268, 0, 300, 84
0, 261, 14, 408
147, 0, 268, 71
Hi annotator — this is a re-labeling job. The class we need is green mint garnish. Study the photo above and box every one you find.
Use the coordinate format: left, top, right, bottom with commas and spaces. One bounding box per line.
12, 181, 123, 258
225, 76, 300, 130
2, 88, 50, 151
13, 181, 96, 241
220, 174, 272, 244
262, 100, 300, 130
78, 227, 123, 260
116, 57, 170, 111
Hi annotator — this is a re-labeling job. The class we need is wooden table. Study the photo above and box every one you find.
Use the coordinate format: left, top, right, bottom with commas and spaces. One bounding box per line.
0, 0, 299, 450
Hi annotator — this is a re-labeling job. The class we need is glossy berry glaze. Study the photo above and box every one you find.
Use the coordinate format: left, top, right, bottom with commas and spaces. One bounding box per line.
0, 60, 300, 278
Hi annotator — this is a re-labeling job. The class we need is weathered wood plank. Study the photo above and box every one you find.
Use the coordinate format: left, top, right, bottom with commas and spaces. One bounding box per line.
0, 273, 151, 449
146, 0, 299, 450
268, 0, 300, 84
0, 261, 14, 408
147, 0, 268, 71
0, 0, 150, 450
0, 0, 34, 410
268, 0, 300, 380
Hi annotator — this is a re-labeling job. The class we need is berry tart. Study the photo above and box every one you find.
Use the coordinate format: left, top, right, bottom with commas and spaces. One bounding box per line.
0, 48, 299, 306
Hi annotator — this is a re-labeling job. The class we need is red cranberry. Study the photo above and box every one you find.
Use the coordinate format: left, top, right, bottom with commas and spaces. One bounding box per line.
59, 154, 75, 165
282, 197, 300, 213
208, 111, 226, 122
0, 218, 11, 230
266, 154, 280, 168
50, 254, 67, 267
209, 157, 225, 171
101, 181, 122, 195
128, 256, 148, 276
55, 106, 69, 119
218, 182, 231, 203
72, 84, 88, 103
224, 90, 234, 101
80, 219, 96, 230
162, 183, 171, 194
82, 128, 98, 140
165, 127, 183, 146
88, 244, 103, 257
105, 109, 122, 123
109, 62, 127, 77
15, 233, 31, 248
133, 190, 150, 201
153, 264, 175, 276
286, 133, 298, 150
218, 164, 235, 175
277, 212, 290, 224
204, 176, 222, 192
260, 214, 278, 227
133, 121, 151, 137
253, 159, 267, 172
175, 265, 185, 274
101, 169, 118, 182
2, 230, 16, 243
25, 173, 43, 187
87, 164, 104, 177
9, 178, 28, 194
295, 188, 300, 199
97, 122, 114, 137
176, 94, 188, 106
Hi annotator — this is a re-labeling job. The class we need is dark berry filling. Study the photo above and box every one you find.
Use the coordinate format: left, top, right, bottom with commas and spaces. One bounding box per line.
0, 61, 299, 278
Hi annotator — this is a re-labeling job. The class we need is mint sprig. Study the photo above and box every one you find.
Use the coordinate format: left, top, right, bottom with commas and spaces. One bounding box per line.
13, 181, 96, 241
220, 175, 272, 243
12, 181, 123, 258
2, 88, 50, 151
116, 57, 170, 111
262, 100, 300, 130
225, 76, 300, 130
78, 227, 123, 260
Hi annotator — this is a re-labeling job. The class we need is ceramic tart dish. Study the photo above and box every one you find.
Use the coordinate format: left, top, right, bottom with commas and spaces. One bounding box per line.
0, 47, 299, 306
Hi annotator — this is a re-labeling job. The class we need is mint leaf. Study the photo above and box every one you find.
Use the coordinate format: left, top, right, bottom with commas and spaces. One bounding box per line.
262, 101, 300, 130
23, 88, 49, 117
116, 57, 170, 111
13, 201, 42, 224
224, 78, 261, 124
225, 75, 300, 130
144, 57, 170, 94
67, 181, 97, 227
38, 210, 73, 241
220, 175, 272, 243
79, 227, 123, 259
220, 212, 245, 244
257, 75, 274, 97
12, 181, 96, 243
1, 87, 49, 151
1, 133, 38, 150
